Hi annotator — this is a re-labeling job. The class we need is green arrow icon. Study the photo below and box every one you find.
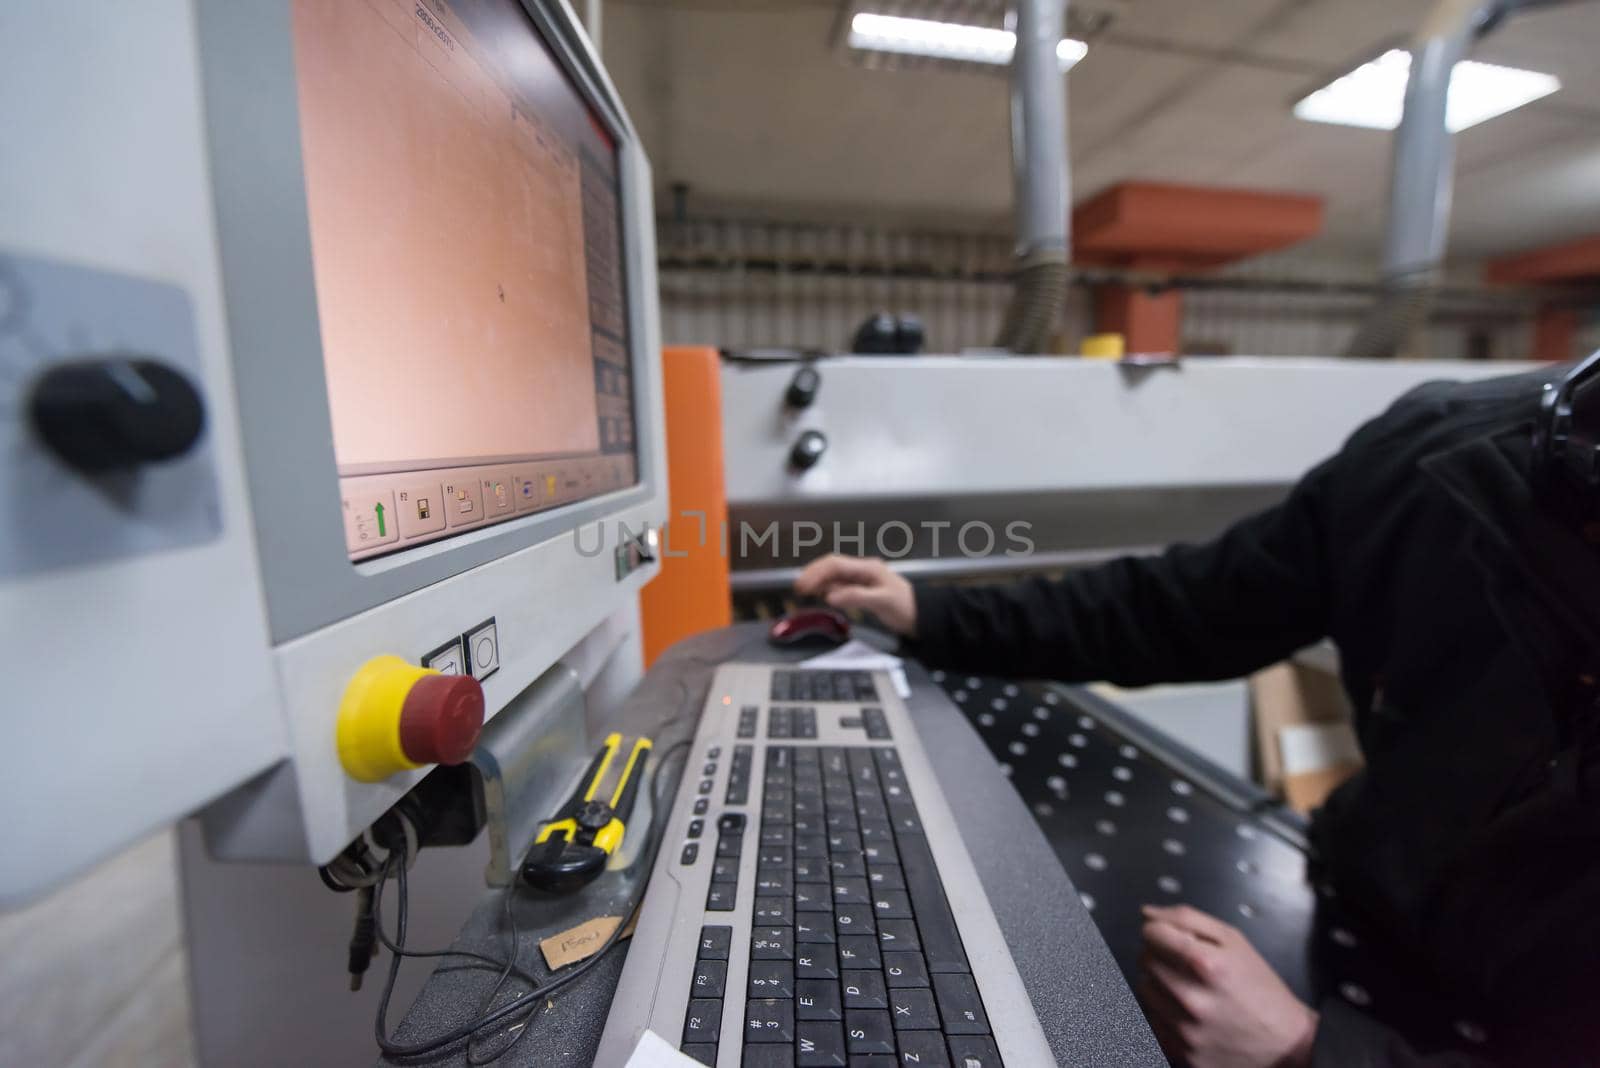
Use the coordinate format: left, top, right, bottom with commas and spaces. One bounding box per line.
375, 502, 386, 537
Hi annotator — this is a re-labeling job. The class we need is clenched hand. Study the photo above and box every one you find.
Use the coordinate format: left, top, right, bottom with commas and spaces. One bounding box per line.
1138, 904, 1318, 1068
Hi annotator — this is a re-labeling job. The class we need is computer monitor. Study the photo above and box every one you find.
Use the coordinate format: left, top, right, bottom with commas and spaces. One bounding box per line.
3, 0, 660, 901
289, 0, 639, 562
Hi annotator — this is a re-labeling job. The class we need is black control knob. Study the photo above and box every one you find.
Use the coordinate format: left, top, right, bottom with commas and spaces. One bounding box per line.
785, 364, 821, 409
789, 429, 827, 471
29, 357, 205, 473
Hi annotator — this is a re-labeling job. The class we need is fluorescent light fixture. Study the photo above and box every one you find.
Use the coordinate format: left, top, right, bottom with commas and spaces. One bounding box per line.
1294, 48, 1560, 132
848, 12, 1088, 71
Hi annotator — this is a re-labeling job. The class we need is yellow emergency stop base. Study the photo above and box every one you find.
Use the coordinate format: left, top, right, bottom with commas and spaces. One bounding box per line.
336, 655, 433, 783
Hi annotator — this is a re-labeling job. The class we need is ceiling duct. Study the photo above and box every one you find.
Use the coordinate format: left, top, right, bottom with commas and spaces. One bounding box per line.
995, 0, 1070, 353
1346, 0, 1576, 358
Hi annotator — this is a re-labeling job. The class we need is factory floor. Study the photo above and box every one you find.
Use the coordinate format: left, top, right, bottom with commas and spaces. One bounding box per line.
1, 831, 195, 1068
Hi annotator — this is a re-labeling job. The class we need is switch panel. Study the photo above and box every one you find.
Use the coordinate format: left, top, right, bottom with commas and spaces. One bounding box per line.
465, 618, 499, 681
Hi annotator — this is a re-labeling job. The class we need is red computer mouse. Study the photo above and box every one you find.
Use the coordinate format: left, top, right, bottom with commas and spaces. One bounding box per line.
768, 607, 851, 648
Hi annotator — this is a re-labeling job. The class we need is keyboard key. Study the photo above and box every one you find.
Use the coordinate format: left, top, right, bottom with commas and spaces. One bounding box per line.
828, 854, 867, 879
755, 896, 794, 926
745, 998, 795, 1043
741, 1046, 790, 1068
698, 779, 714, 795
748, 959, 794, 999
841, 970, 887, 1010
795, 884, 832, 912
832, 878, 870, 905
796, 1021, 847, 1066
896, 836, 969, 973
795, 835, 829, 858
694, 798, 709, 816
680, 1042, 716, 1066
836, 934, 881, 970
845, 1009, 895, 1055
895, 1031, 949, 1064
680, 843, 699, 865
888, 810, 922, 835
713, 858, 739, 881
760, 848, 792, 870
717, 836, 744, 859
688, 819, 705, 839
795, 916, 836, 944
699, 925, 732, 960
751, 927, 794, 960
932, 974, 990, 1035
888, 987, 939, 1030
706, 883, 737, 911
756, 869, 793, 896
882, 952, 929, 988
862, 842, 898, 865
875, 920, 919, 952
851, 1058, 896, 1068
946, 1036, 1002, 1066
795, 979, 843, 1021
683, 998, 722, 1044
828, 831, 864, 854
794, 944, 839, 980
692, 958, 727, 999
794, 856, 829, 883
871, 891, 912, 919
867, 864, 905, 891
835, 905, 876, 935
762, 826, 793, 847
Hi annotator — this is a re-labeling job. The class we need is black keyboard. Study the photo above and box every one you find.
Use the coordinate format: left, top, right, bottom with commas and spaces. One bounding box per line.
679, 745, 1003, 1067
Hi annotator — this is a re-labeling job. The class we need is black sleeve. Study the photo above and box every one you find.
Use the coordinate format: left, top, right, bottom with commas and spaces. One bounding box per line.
906, 452, 1337, 686
1311, 1001, 1498, 1068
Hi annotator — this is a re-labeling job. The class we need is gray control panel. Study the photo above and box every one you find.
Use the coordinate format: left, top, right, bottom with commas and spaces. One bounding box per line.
0, 251, 220, 577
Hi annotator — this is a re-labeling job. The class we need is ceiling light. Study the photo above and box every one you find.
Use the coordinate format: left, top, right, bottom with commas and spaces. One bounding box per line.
848, 12, 1088, 71
1293, 48, 1560, 132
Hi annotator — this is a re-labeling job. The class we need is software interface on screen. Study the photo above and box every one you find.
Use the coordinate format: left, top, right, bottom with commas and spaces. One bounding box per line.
291, 0, 638, 561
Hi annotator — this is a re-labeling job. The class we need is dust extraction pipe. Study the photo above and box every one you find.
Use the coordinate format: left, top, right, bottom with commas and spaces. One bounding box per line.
1344, 0, 1581, 357
996, 0, 1071, 354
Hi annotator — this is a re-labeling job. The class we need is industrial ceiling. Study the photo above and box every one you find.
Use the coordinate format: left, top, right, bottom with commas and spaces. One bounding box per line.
602, 0, 1600, 269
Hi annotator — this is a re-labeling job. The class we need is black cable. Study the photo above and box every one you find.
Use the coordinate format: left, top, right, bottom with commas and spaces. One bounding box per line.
370, 739, 692, 1062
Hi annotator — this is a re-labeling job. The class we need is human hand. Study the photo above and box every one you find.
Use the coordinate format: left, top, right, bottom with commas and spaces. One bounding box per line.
793, 555, 917, 637
1138, 904, 1318, 1068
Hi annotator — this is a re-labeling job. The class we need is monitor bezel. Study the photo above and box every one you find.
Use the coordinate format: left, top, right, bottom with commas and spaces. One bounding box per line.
196, 0, 661, 645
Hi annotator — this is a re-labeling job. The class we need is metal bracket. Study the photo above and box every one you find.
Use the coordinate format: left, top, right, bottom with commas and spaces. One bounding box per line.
469, 662, 593, 887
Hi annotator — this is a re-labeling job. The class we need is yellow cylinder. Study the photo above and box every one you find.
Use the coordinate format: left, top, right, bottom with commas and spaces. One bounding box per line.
1080, 333, 1126, 360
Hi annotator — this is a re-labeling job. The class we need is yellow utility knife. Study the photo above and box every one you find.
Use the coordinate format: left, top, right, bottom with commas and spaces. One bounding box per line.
521, 733, 652, 893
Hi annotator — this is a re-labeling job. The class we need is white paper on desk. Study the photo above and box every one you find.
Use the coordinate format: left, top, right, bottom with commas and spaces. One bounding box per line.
624, 1030, 702, 1067
800, 640, 911, 698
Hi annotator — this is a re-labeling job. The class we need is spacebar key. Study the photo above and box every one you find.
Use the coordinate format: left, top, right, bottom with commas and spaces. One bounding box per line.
895, 833, 969, 973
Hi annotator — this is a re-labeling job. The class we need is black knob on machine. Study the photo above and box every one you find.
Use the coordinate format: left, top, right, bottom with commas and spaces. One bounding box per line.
789, 428, 827, 471
28, 357, 205, 473
785, 364, 821, 409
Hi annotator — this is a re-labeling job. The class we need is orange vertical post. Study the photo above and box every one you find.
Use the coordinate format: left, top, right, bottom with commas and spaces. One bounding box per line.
639, 346, 732, 667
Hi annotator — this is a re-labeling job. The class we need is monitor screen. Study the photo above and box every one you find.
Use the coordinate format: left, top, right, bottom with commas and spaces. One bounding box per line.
291, 0, 637, 561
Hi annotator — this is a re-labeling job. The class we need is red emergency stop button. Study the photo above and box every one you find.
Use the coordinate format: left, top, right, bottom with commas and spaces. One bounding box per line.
398, 673, 484, 766
336, 656, 485, 782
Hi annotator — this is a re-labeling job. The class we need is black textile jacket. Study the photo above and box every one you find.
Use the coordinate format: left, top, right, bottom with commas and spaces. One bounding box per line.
910, 367, 1600, 1067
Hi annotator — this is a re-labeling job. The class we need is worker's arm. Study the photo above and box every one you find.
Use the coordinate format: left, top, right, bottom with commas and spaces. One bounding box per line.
797, 452, 1336, 685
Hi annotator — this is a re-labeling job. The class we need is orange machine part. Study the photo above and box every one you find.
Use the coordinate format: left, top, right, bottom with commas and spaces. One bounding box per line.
1075, 182, 1324, 355
640, 346, 732, 667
